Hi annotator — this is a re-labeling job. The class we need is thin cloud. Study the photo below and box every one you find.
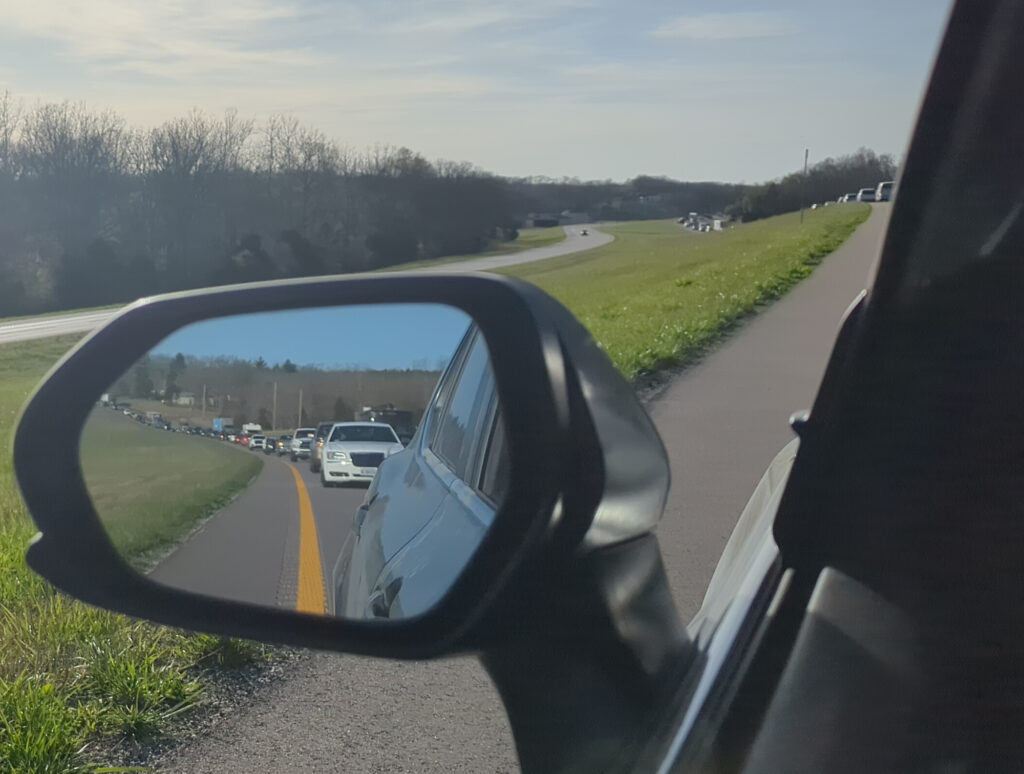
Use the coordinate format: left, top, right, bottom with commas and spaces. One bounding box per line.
1, 1, 323, 80
653, 12, 799, 40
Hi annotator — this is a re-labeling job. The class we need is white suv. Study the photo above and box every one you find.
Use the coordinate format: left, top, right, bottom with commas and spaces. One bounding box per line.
249, 435, 267, 451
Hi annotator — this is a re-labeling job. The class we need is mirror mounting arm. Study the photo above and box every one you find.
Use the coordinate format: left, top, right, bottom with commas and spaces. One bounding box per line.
480, 534, 693, 774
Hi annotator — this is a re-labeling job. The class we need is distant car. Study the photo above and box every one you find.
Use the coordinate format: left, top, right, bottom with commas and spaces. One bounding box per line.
842, 193, 859, 202
876, 180, 895, 201
262, 437, 278, 455
857, 187, 877, 202
294, 439, 312, 460
309, 421, 336, 473
580, 228, 589, 236
291, 427, 316, 460
226, 433, 236, 442
276, 435, 292, 455
319, 422, 404, 487
249, 435, 266, 451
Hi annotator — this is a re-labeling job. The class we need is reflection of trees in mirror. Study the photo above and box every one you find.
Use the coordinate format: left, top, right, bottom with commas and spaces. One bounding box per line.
110, 353, 442, 434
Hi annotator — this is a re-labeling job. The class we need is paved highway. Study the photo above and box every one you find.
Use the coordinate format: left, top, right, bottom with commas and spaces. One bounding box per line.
151, 206, 890, 772
0, 225, 609, 345
149, 452, 364, 614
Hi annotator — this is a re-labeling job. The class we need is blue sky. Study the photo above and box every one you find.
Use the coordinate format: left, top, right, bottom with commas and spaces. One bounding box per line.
0, 1, 950, 182
151, 304, 472, 370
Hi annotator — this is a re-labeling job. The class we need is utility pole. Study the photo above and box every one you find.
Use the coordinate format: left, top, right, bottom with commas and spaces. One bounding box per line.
297, 388, 303, 428
800, 148, 809, 224
201, 384, 207, 420
272, 382, 278, 431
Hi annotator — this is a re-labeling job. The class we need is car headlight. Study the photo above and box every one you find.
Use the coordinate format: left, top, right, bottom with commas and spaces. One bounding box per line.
326, 451, 348, 461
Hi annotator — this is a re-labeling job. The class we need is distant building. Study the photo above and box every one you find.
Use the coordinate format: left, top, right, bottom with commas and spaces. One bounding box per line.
173, 392, 196, 407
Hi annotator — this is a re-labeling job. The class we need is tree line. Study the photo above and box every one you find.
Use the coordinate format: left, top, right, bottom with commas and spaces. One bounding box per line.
0, 91, 899, 317
114, 352, 442, 431
726, 148, 899, 222
0, 93, 515, 316
506, 175, 745, 222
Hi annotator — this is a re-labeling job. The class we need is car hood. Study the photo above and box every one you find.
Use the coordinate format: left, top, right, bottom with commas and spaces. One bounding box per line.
323, 440, 403, 455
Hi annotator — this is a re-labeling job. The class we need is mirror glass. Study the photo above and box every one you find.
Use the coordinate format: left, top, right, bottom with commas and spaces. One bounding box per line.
80, 303, 508, 622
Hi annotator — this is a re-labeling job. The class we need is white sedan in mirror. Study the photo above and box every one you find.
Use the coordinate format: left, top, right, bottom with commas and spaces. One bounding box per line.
320, 422, 404, 487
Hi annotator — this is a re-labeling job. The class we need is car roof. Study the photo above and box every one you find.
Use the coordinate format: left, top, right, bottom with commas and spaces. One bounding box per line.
328, 421, 396, 430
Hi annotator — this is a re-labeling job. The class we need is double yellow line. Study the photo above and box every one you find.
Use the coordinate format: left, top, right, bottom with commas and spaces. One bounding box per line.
285, 463, 327, 615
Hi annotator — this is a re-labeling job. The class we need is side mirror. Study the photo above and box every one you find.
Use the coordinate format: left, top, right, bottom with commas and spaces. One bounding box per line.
14, 272, 668, 658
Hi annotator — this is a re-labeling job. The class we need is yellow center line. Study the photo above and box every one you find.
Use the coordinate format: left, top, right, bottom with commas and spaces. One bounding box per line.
285, 463, 326, 615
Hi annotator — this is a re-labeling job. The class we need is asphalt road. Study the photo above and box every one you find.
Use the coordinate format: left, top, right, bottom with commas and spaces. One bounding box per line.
149, 451, 364, 614
150, 206, 890, 772
0, 309, 121, 345
0, 226, 609, 344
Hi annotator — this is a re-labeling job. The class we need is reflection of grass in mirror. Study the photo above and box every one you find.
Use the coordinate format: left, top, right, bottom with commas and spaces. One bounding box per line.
81, 410, 262, 564
0, 336, 267, 772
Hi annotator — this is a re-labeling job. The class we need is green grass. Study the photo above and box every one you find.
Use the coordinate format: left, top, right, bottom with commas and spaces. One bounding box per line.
382, 226, 567, 271
499, 206, 871, 380
81, 412, 262, 562
0, 337, 266, 773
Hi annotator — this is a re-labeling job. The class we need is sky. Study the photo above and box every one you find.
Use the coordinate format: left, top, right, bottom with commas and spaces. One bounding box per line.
151, 304, 472, 370
0, 1, 951, 182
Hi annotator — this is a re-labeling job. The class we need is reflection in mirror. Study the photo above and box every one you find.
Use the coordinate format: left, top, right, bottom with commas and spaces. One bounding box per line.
80, 304, 507, 622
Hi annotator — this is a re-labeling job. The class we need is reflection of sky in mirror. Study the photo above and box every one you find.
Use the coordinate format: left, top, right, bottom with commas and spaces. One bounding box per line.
151, 304, 472, 369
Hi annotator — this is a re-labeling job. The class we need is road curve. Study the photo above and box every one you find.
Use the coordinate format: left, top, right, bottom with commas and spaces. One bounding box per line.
0, 310, 121, 345
0, 225, 610, 346
156, 206, 890, 772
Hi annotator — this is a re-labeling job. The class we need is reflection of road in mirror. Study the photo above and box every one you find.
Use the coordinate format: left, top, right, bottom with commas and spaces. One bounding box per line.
78, 303, 507, 621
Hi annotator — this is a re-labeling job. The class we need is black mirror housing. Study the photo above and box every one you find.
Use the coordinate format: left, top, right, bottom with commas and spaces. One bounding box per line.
14, 271, 668, 658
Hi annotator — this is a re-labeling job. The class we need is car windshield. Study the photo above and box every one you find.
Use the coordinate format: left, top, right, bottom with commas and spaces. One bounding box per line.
329, 425, 397, 443
295, 430, 314, 439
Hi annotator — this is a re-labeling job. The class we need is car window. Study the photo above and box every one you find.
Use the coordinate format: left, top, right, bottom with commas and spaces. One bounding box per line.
479, 409, 509, 505
432, 332, 495, 481
329, 425, 399, 443
425, 327, 475, 448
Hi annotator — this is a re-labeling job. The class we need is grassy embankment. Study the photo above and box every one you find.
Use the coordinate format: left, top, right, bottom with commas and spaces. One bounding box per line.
382, 225, 566, 271
0, 337, 265, 772
499, 205, 871, 380
0, 204, 870, 771
81, 410, 262, 562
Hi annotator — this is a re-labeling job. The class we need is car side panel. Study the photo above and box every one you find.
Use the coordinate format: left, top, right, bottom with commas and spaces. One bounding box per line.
336, 446, 450, 616
369, 476, 494, 619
